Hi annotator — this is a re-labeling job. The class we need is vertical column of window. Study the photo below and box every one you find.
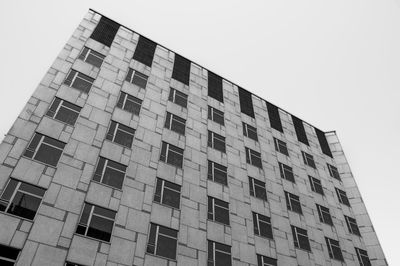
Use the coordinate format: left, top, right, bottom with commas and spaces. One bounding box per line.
208, 71, 223, 102
133, 36, 157, 67
172, 54, 191, 85
315, 127, 333, 158
238, 87, 255, 118
90, 16, 120, 47
266, 102, 283, 132
292, 115, 309, 145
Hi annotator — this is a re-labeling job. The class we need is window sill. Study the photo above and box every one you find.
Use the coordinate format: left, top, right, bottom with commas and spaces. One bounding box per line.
145, 252, 177, 262
22, 156, 58, 169
90, 180, 123, 192
207, 219, 231, 228
73, 233, 111, 244
153, 200, 181, 211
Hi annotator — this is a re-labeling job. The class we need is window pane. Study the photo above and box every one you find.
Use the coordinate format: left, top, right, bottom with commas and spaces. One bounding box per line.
102, 167, 125, 189
86, 52, 104, 68
87, 215, 113, 242
8, 192, 41, 220
19, 183, 45, 197
72, 75, 93, 93
156, 234, 177, 259
55, 106, 79, 125
114, 129, 134, 148
1, 179, 18, 201
162, 188, 180, 208
215, 206, 229, 225
34, 144, 63, 167
215, 251, 232, 266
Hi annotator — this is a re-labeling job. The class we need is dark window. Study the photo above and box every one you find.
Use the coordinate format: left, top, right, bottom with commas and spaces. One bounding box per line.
168, 88, 188, 108
274, 138, 289, 156
106, 121, 135, 148
78, 47, 105, 68
253, 212, 273, 239
133, 36, 156, 67
238, 87, 254, 118
208, 240, 231, 266
257, 254, 277, 266
160, 142, 184, 168
154, 178, 181, 209
208, 106, 224, 126
355, 248, 372, 266
292, 115, 309, 145
208, 131, 226, 153
64, 70, 94, 94
325, 237, 344, 261
0, 244, 20, 266
147, 223, 178, 260
93, 157, 126, 189
208, 196, 229, 225
302, 151, 316, 169
315, 128, 333, 158
24, 133, 65, 167
266, 102, 283, 133
0, 179, 45, 220
309, 176, 324, 195
76, 203, 116, 242
279, 163, 295, 183
46, 97, 81, 126
172, 54, 191, 85
316, 204, 333, 226
327, 164, 341, 181
65, 262, 85, 266
285, 191, 302, 214
165, 112, 186, 135
345, 216, 361, 236
208, 161, 228, 186
90, 16, 120, 47
245, 147, 262, 168
242, 123, 258, 141
208, 71, 223, 103
291, 225, 311, 251
335, 188, 350, 207
249, 177, 267, 200
125, 68, 148, 89
116, 92, 142, 115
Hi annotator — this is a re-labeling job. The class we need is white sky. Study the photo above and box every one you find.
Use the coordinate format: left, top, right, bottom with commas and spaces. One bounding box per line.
0, 0, 398, 264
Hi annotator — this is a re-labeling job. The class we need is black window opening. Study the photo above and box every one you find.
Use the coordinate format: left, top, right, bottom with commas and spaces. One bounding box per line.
335, 188, 351, 207
316, 204, 333, 226
172, 54, 191, 85
76, 203, 116, 242
125, 68, 148, 89
245, 147, 262, 168
78, 47, 106, 68
256, 254, 277, 266
238, 87, 255, 118
0, 244, 20, 266
285, 191, 302, 215
355, 248, 372, 266
66, 262, 85, 266
208, 161, 228, 186
208, 106, 225, 126
169, 88, 188, 108
106, 121, 135, 148
325, 237, 344, 261
309, 176, 324, 195
292, 115, 309, 145
46, 97, 81, 126
208, 131, 226, 153
345, 215, 361, 236
302, 151, 316, 169
90, 16, 120, 47
133, 36, 157, 67
208, 240, 232, 266
208, 196, 230, 225
243, 123, 258, 141
315, 128, 333, 158
117, 92, 142, 115
327, 163, 341, 181
291, 225, 311, 251
93, 157, 127, 190
147, 223, 178, 260
160, 142, 184, 168
266, 102, 283, 133
208, 71, 223, 103
279, 163, 295, 183
165, 112, 186, 135
253, 212, 273, 239
24, 133, 66, 167
274, 138, 289, 156
0, 179, 45, 220
64, 70, 95, 94
154, 178, 181, 209
249, 176, 267, 201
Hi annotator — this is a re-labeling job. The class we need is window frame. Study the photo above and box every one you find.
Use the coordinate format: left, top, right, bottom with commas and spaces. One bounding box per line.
24, 133, 66, 167
291, 225, 311, 251
345, 215, 361, 236
335, 187, 351, 207
208, 106, 225, 126
325, 237, 344, 261
147, 223, 178, 260
164, 112, 186, 135
355, 247, 372, 266
0, 244, 20, 265
160, 142, 184, 168
78, 47, 106, 68
64, 70, 95, 94
249, 176, 267, 201
116, 92, 142, 115
46, 97, 81, 126
256, 254, 277, 266
125, 68, 148, 89
274, 138, 289, 156
208, 196, 230, 226
242, 122, 258, 141
208, 240, 232, 266
208, 160, 228, 186
316, 204, 333, 226
208, 131, 226, 153
279, 162, 295, 183
92, 157, 127, 190
327, 163, 341, 181
285, 191, 302, 215
168, 88, 188, 108
302, 151, 316, 169
253, 212, 273, 239
154, 178, 181, 209
245, 147, 262, 168
308, 176, 324, 195
106, 121, 135, 148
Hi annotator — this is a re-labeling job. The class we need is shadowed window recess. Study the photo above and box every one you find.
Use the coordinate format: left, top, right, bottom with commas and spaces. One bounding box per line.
160, 142, 184, 168
335, 188, 350, 207
292, 115, 309, 145
302, 151, 316, 169
208, 160, 228, 186
345, 215, 361, 236
46, 97, 81, 126
165, 112, 186, 135
309, 176, 324, 195
208, 240, 232, 266
279, 163, 295, 183
208, 196, 230, 225
325, 237, 344, 261
24, 133, 65, 167
249, 176, 267, 201
315, 127, 333, 158
285, 191, 302, 214
243, 122, 258, 141
245, 147, 262, 168
291, 225, 311, 251
93, 157, 127, 189
172, 54, 191, 85
257, 254, 277, 266
316, 204, 333, 226
154, 178, 181, 209
327, 163, 341, 181
266, 102, 283, 132
238, 87, 255, 118
208, 131, 226, 153
169, 88, 188, 108
274, 138, 289, 156
125, 68, 148, 89
106, 121, 135, 148
253, 212, 273, 239
208, 71, 223, 102
117, 92, 142, 115
208, 106, 224, 126
64, 70, 95, 94
78, 47, 106, 68
90, 16, 120, 47
133, 36, 157, 67
355, 248, 372, 266
147, 223, 178, 260
0, 244, 20, 266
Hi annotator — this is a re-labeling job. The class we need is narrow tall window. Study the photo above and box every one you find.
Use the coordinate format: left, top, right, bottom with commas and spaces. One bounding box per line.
257, 254, 277, 266
125, 68, 148, 89
24, 133, 66, 167
243, 122, 258, 141
325, 237, 344, 261
154, 178, 181, 209
309, 176, 324, 195
172, 54, 191, 85
316, 204, 333, 226
274, 138, 289, 156
291, 225, 311, 251
208, 196, 229, 225
208, 240, 232, 266
302, 151, 316, 169
168, 88, 188, 108
208, 131, 226, 153
292, 115, 309, 145
90, 16, 120, 47
93, 157, 126, 189
335, 188, 350, 207
327, 164, 341, 181
106, 121, 135, 148
164, 112, 186, 135
315, 127, 333, 158
64, 70, 94, 94
345, 215, 361, 236
208, 71, 223, 102
238, 87, 255, 118
160, 142, 184, 168
78, 47, 105, 68
355, 248, 372, 266
147, 223, 178, 260
266, 102, 283, 133
208, 106, 224, 126
133, 36, 157, 67
245, 147, 262, 168
116, 92, 142, 115
279, 163, 295, 183
253, 212, 273, 239
285, 191, 302, 214
208, 161, 228, 186
46, 97, 81, 126
0, 244, 20, 265
249, 177, 267, 201
0, 179, 45, 220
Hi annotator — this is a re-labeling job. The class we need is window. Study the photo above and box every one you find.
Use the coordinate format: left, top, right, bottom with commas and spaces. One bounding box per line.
24, 133, 65, 167
238, 87, 255, 118
64, 70, 94, 94
242, 122, 258, 141
76, 203, 116, 242
245, 147, 262, 168
274, 138, 289, 156
65, 263, 85, 266
345, 216, 361, 236
253, 212, 273, 239
90, 16, 120, 47
133, 36, 157, 67
302, 151, 316, 168
257, 254, 277, 266
208, 196, 229, 225
279, 163, 295, 183
335, 188, 350, 207
327, 164, 341, 181
169, 88, 188, 108
291, 225, 311, 251
0, 244, 19, 266
285, 191, 302, 214
316, 204, 333, 226
154, 178, 181, 209
208, 106, 224, 126
116, 92, 142, 115
208, 240, 231, 266
147, 223, 178, 260
315, 127, 333, 158
292, 115, 309, 145
46, 97, 81, 126
125, 68, 148, 89
249, 177, 267, 201
160, 142, 184, 168
355, 248, 372, 266
308, 176, 324, 195
172, 54, 190, 85
78, 47, 105, 68
164, 112, 186, 135
208, 161, 228, 186
0, 179, 45, 220
93, 157, 126, 189
106, 121, 135, 148
208, 71, 223, 103
325, 237, 344, 261
266, 102, 283, 133
208, 131, 226, 153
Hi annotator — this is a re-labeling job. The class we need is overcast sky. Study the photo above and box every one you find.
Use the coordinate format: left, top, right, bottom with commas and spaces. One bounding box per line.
0, 0, 398, 264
